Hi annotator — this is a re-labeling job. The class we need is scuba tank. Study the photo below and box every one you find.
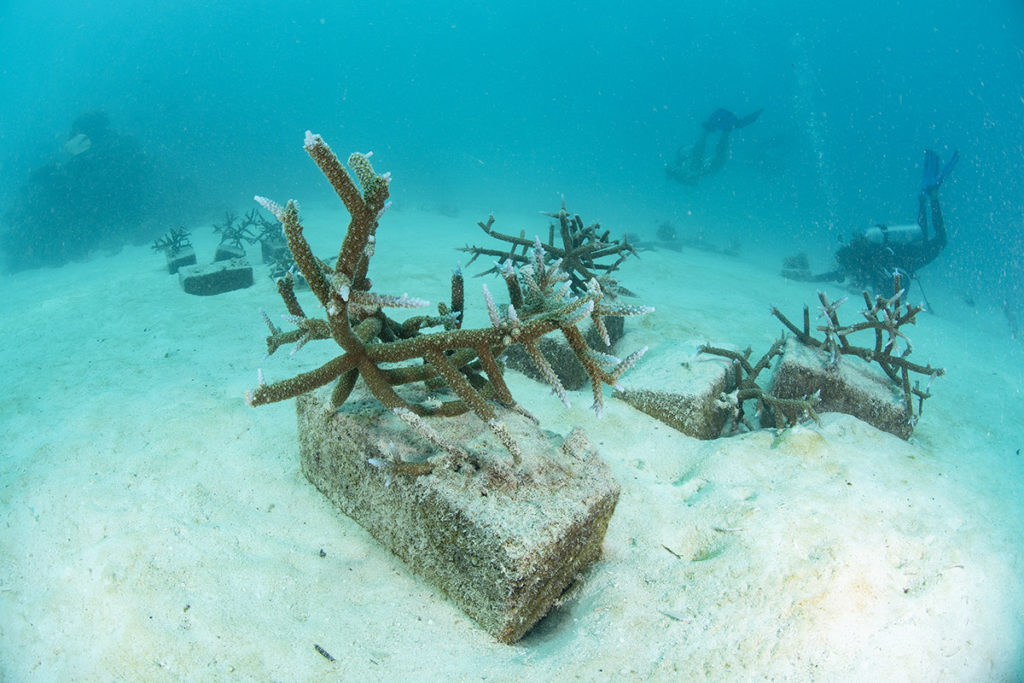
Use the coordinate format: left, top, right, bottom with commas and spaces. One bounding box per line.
864, 223, 923, 246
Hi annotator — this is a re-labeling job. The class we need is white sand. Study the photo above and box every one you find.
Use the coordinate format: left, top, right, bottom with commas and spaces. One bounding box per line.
1, 205, 1022, 680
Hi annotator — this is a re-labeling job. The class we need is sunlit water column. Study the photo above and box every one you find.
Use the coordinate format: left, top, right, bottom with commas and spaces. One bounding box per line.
791, 32, 839, 239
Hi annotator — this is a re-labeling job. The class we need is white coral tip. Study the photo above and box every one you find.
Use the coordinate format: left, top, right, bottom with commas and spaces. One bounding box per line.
254, 195, 285, 221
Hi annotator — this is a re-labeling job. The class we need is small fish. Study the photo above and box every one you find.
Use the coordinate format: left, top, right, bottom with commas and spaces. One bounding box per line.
314, 644, 336, 662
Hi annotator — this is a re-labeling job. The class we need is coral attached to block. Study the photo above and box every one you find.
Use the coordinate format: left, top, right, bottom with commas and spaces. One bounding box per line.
151, 226, 193, 254
770, 278, 944, 429
247, 132, 651, 467
699, 337, 822, 433
702, 274, 944, 436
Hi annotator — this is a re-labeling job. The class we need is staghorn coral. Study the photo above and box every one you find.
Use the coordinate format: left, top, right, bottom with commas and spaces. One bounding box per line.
698, 338, 821, 433
151, 226, 193, 254
246, 132, 651, 467
461, 200, 638, 298
213, 211, 257, 249
703, 273, 943, 435
770, 273, 944, 425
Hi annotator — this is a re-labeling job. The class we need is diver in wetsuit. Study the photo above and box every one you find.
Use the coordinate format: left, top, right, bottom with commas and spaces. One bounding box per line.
783, 148, 959, 294
665, 108, 763, 186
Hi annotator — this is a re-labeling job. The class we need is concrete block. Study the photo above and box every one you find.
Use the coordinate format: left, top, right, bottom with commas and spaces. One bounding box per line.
214, 242, 246, 262
297, 386, 620, 643
260, 236, 290, 264
768, 337, 913, 439
178, 258, 254, 296
165, 246, 196, 274
613, 343, 734, 439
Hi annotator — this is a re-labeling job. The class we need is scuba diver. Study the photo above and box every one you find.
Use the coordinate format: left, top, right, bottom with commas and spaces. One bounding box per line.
665, 107, 763, 186
782, 148, 959, 296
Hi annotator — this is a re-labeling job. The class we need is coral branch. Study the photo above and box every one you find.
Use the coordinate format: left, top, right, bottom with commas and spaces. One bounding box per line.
699, 338, 821, 433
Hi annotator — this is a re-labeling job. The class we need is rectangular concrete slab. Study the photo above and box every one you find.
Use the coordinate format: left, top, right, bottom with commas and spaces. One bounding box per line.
768, 336, 913, 439
178, 258, 254, 296
165, 246, 196, 274
296, 386, 620, 643
613, 343, 733, 439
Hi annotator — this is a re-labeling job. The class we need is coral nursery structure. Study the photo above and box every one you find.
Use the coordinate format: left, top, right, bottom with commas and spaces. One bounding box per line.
246, 132, 653, 642
247, 132, 651, 466
702, 275, 944, 436
698, 338, 822, 433
461, 203, 643, 390
770, 280, 944, 425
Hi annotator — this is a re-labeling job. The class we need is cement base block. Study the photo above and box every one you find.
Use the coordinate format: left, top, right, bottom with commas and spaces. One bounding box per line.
260, 237, 290, 264
297, 386, 620, 643
613, 343, 734, 439
165, 246, 196, 274
504, 317, 624, 390
214, 242, 246, 262
179, 258, 254, 296
768, 337, 913, 439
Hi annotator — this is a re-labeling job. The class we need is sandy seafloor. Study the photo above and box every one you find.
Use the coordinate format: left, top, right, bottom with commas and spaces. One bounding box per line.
1, 202, 1023, 682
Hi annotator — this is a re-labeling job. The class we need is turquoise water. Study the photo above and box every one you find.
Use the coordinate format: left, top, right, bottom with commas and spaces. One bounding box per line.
3, 1, 1022, 291
1, 2, 1023, 678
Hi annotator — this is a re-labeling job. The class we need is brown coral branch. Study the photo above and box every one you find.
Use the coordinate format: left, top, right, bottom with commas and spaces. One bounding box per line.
699, 337, 821, 433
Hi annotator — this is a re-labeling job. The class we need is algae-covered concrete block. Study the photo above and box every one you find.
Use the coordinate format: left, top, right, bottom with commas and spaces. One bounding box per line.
613, 344, 733, 439
297, 386, 620, 643
504, 317, 624, 390
179, 258, 254, 296
768, 336, 913, 439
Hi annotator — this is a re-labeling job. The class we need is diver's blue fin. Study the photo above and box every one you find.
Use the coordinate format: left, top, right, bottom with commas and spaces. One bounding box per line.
703, 108, 762, 131
936, 149, 959, 186
921, 149, 959, 193
734, 108, 763, 129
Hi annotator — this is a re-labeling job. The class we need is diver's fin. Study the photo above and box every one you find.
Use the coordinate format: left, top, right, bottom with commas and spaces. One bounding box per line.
734, 108, 763, 129
921, 149, 959, 193
703, 108, 762, 132
935, 149, 959, 187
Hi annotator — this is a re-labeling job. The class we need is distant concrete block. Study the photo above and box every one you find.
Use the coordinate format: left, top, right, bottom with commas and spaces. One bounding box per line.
178, 258, 254, 296
213, 242, 246, 262
297, 387, 620, 643
165, 246, 197, 274
613, 344, 733, 439
768, 337, 913, 439
504, 317, 624, 391
260, 236, 290, 264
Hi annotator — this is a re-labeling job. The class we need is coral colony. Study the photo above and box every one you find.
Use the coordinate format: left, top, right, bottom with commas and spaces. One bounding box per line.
698, 335, 822, 433
461, 201, 638, 299
246, 132, 652, 467
150, 227, 193, 254
771, 279, 944, 425
701, 273, 944, 434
